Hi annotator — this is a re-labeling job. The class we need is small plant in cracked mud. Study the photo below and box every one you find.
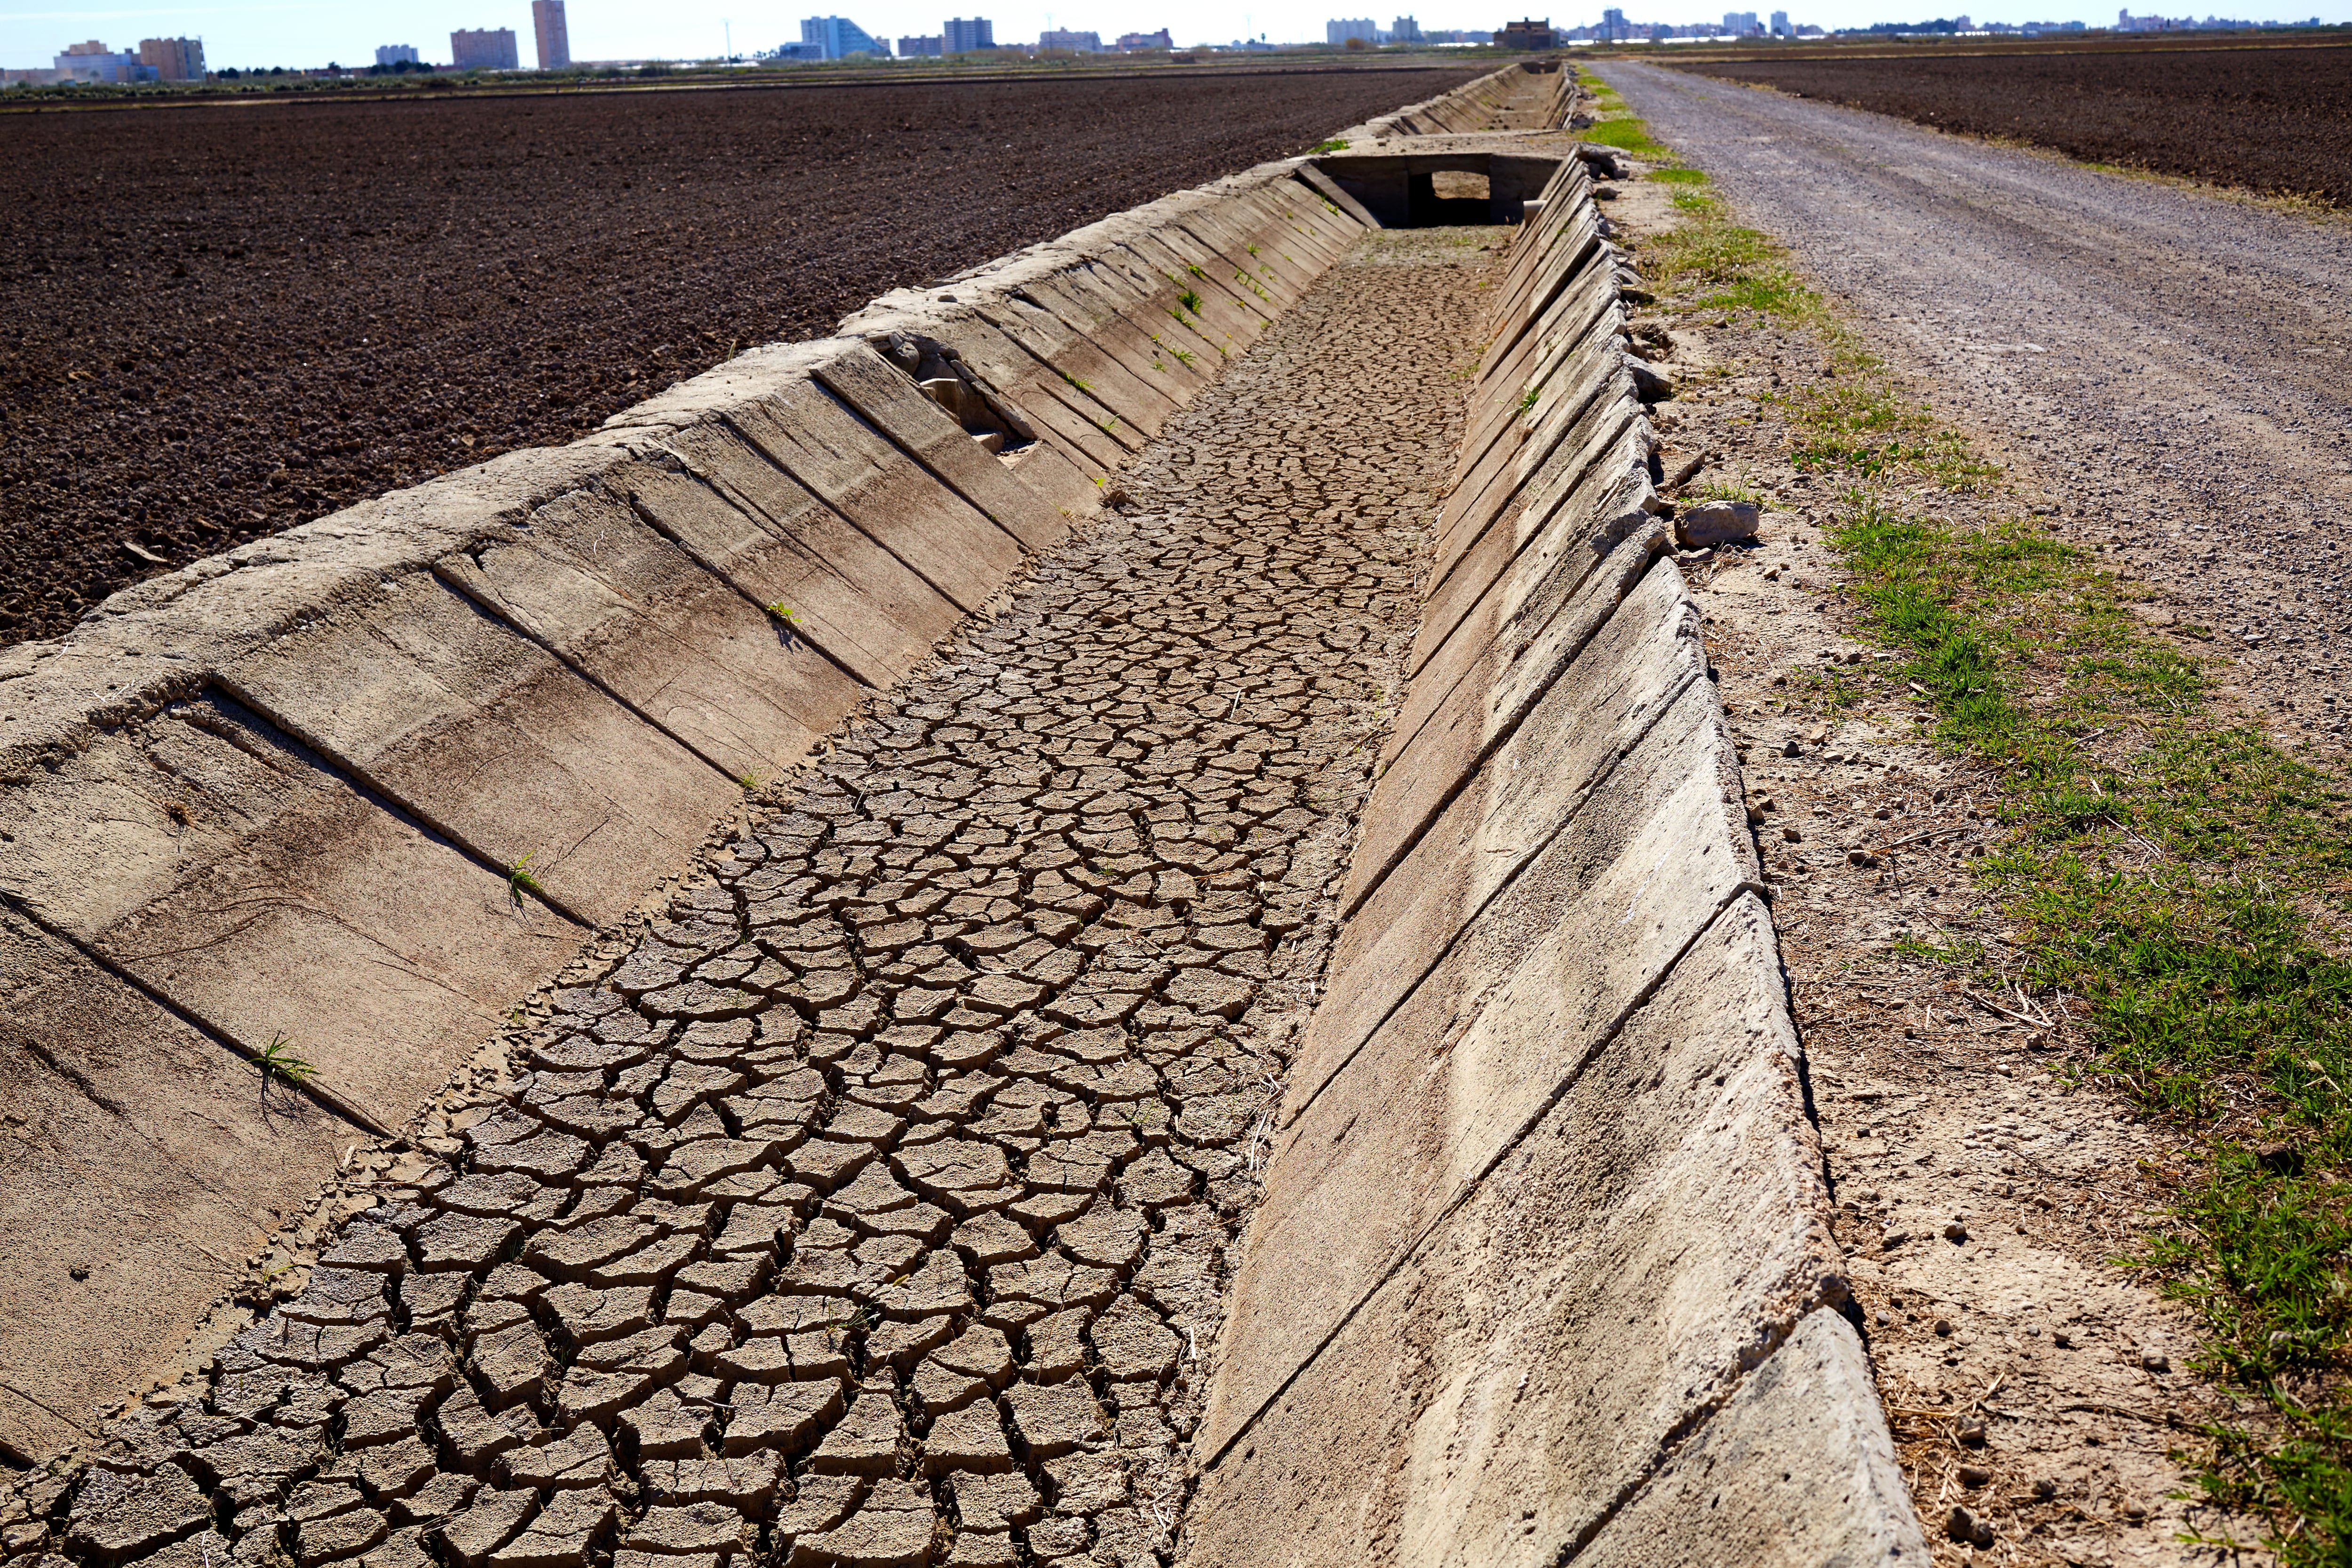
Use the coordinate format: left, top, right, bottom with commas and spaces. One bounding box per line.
507, 852, 545, 908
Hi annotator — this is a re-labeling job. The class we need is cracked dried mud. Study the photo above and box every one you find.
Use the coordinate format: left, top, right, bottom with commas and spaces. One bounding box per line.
0, 228, 1499, 1568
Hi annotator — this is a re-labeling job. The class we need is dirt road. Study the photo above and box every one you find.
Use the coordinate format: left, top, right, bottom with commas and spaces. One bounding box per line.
1600, 61, 2352, 744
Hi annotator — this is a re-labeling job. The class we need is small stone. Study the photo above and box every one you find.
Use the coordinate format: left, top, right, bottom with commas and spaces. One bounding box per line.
2032, 1479, 2058, 1501
1956, 1422, 1987, 1448
1677, 500, 1759, 548
1957, 1465, 1991, 1488
1932, 1319, 1954, 1337
2139, 1347, 2170, 1372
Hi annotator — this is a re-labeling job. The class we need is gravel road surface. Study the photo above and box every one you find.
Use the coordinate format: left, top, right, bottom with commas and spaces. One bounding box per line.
1600, 61, 2352, 738
4, 230, 1495, 1568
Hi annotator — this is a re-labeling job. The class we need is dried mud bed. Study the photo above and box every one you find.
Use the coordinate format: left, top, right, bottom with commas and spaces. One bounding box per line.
0, 65, 1477, 647
1678, 45, 2352, 204
0, 232, 1499, 1568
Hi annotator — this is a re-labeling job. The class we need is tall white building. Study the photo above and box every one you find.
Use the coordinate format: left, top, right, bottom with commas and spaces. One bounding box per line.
944, 16, 995, 50
1327, 16, 1379, 42
532, 0, 571, 68
450, 27, 519, 68
137, 37, 204, 79
801, 15, 885, 56
375, 43, 420, 65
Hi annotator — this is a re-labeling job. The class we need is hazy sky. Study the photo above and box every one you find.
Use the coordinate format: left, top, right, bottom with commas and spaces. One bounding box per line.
2, 0, 2344, 69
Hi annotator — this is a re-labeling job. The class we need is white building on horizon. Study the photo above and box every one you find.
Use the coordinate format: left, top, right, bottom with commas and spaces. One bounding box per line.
450, 26, 519, 68
801, 15, 886, 56
532, 0, 571, 68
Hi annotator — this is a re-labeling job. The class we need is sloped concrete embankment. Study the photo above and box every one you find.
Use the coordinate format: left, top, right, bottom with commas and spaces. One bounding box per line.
0, 162, 1365, 1464
1187, 157, 1928, 1563
1338, 56, 1574, 141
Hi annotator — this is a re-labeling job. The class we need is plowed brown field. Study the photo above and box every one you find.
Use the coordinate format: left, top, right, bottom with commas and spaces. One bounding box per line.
0, 66, 1476, 646
1677, 45, 2352, 203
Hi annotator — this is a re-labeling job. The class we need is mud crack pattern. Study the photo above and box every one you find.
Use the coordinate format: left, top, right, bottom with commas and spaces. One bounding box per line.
13, 234, 1495, 1568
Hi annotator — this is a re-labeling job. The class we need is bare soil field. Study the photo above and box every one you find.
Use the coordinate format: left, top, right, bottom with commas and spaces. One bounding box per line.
1677, 45, 2352, 204
0, 66, 1476, 646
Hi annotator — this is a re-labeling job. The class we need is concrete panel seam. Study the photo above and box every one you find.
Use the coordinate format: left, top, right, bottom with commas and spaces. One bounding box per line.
710, 408, 1009, 615
1339, 528, 1668, 922
1202, 871, 1773, 1470
421, 554, 752, 797
0, 888, 390, 1140
800, 368, 1045, 555
1292, 661, 1706, 1130
613, 481, 878, 697
1550, 1301, 1874, 1567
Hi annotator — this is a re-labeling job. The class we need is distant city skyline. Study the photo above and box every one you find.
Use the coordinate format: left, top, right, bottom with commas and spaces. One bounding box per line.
1, 0, 2343, 71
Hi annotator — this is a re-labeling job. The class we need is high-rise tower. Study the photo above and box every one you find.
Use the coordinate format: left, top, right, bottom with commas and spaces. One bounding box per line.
532, 0, 572, 69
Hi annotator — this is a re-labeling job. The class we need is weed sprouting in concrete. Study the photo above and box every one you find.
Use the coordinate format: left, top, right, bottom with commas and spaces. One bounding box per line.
1310, 137, 1350, 153
507, 852, 545, 908
256, 1032, 316, 1109
1176, 290, 1203, 317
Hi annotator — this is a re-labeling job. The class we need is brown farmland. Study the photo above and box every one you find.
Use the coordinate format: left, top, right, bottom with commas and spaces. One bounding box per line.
0, 65, 1477, 646
1676, 44, 2352, 204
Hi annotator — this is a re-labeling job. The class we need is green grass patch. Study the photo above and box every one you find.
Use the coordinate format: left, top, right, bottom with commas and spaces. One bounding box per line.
1591, 63, 2352, 1562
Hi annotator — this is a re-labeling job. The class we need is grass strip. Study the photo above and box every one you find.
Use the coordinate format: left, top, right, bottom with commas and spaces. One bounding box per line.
1582, 64, 2352, 1563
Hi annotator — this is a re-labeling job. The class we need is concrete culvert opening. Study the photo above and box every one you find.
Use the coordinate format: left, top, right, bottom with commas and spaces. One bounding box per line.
1313, 150, 1561, 228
